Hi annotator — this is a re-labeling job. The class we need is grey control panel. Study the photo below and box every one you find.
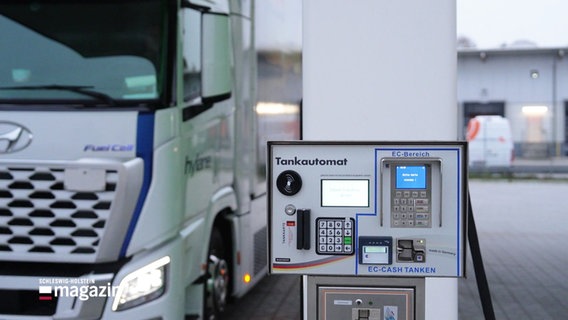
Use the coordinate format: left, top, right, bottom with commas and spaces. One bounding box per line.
319, 286, 413, 320
305, 276, 424, 320
268, 141, 467, 277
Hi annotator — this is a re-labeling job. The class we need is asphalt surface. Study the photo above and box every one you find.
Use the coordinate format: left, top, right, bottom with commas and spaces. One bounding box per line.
469, 157, 568, 175
221, 177, 568, 320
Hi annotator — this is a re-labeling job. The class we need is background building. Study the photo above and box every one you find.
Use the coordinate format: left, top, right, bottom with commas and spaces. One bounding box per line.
458, 47, 568, 158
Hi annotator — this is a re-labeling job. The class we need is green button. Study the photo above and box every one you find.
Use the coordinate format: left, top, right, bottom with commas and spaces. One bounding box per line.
344, 237, 352, 245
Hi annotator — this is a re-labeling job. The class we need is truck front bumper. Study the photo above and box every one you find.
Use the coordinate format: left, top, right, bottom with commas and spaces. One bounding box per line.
0, 237, 186, 320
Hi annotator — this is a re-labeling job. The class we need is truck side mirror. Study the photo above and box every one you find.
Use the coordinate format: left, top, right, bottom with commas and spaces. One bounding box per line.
202, 13, 232, 101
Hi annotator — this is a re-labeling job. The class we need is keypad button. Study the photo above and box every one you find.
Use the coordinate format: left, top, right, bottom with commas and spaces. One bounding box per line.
320, 236, 327, 244
320, 244, 327, 252
344, 220, 352, 229
335, 237, 342, 244
416, 220, 429, 227
327, 221, 335, 228
416, 213, 429, 220
319, 220, 327, 228
344, 229, 352, 236
335, 221, 343, 228
415, 205, 429, 213
344, 245, 352, 252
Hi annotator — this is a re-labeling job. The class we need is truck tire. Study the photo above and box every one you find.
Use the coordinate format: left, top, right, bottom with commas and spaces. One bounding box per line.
204, 227, 229, 320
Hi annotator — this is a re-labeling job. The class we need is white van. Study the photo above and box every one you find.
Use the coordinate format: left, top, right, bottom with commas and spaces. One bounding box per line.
467, 115, 514, 167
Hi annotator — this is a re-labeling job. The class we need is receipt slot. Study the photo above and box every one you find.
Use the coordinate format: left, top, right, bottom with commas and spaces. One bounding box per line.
268, 141, 467, 277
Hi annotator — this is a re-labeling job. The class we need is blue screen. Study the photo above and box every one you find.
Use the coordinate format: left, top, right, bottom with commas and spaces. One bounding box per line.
395, 165, 426, 189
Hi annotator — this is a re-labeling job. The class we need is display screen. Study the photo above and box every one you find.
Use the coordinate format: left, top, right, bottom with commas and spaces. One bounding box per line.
364, 246, 388, 253
395, 165, 426, 189
321, 179, 369, 207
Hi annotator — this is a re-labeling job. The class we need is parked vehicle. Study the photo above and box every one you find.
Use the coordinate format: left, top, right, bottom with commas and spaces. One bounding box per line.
467, 115, 514, 168
0, 0, 301, 318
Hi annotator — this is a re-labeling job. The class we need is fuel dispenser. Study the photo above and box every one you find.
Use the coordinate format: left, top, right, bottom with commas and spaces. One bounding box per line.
268, 141, 467, 320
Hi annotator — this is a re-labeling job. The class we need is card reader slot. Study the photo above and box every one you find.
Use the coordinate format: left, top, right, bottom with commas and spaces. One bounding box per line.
296, 209, 311, 250
302, 210, 311, 250
438, 166, 443, 227
296, 210, 304, 250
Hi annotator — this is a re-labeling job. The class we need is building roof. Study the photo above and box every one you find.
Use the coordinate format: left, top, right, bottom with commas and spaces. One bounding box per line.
458, 46, 568, 58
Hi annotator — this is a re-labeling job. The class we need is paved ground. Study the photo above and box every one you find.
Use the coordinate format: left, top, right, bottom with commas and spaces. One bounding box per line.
459, 179, 568, 320
470, 157, 568, 175
222, 274, 301, 320
222, 178, 568, 319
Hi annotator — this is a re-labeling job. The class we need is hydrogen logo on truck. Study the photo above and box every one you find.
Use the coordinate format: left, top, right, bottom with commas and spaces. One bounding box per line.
83, 144, 134, 152
0, 122, 33, 153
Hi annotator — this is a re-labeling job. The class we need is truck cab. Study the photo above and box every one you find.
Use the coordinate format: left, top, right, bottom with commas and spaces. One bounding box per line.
0, 0, 301, 318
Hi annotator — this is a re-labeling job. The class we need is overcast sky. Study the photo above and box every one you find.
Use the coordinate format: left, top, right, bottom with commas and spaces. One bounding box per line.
257, 1, 568, 50
457, 0, 568, 48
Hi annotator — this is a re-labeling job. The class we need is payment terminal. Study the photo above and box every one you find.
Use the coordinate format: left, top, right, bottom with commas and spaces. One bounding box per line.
268, 141, 467, 277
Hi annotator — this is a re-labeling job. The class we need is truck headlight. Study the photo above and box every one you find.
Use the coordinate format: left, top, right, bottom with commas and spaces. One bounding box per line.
112, 256, 170, 311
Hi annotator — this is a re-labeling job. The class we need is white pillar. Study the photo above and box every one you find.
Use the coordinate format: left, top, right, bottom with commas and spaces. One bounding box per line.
303, 1, 458, 319
303, 0, 456, 141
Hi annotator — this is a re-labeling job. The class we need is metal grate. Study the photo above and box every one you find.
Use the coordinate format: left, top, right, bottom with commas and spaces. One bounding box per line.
0, 165, 118, 262
0, 289, 58, 316
253, 226, 267, 275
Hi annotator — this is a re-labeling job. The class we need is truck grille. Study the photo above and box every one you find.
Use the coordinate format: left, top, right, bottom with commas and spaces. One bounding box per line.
0, 165, 118, 262
0, 289, 58, 316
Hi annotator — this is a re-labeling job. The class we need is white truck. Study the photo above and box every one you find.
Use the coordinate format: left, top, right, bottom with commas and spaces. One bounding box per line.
0, 0, 301, 319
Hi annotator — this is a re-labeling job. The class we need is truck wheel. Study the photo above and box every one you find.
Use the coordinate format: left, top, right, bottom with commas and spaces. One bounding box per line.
204, 228, 229, 319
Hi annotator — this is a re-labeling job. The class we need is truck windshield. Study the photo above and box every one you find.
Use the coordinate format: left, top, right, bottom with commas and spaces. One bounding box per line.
0, 0, 168, 106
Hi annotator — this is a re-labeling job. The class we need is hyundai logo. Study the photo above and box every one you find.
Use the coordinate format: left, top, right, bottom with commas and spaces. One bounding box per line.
0, 122, 33, 154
